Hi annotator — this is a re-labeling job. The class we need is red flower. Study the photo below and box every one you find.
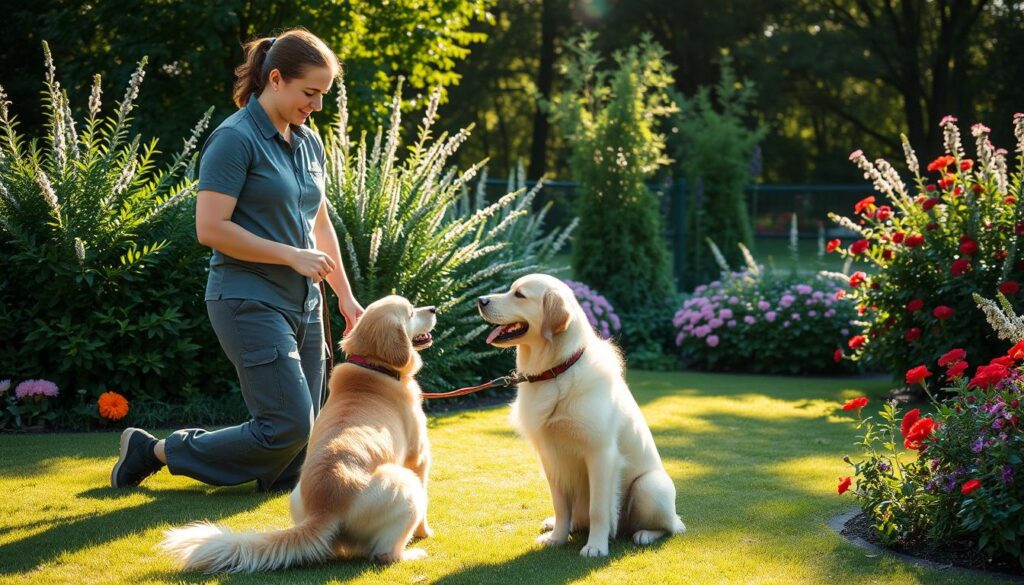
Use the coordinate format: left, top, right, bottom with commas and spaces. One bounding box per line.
907, 299, 924, 312
849, 272, 867, 287
973, 184, 985, 194
834, 348, 843, 363
922, 197, 940, 211
904, 417, 936, 449
927, 155, 956, 172
932, 306, 954, 320
892, 232, 905, 244
842, 396, 869, 411
969, 363, 1011, 389
994, 250, 1008, 261
854, 196, 876, 214
904, 327, 922, 342
850, 239, 870, 255
905, 365, 932, 385
876, 206, 892, 221
834, 290, 846, 300
905, 234, 925, 248
938, 175, 956, 189
900, 408, 921, 437
938, 348, 967, 367
959, 240, 977, 255
1008, 340, 1024, 360
960, 160, 973, 171
838, 476, 853, 495
961, 479, 982, 495
925, 184, 937, 192
946, 361, 969, 380
848, 335, 866, 349
827, 238, 841, 253
999, 281, 1020, 296
1006, 196, 1018, 205
951, 259, 972, 276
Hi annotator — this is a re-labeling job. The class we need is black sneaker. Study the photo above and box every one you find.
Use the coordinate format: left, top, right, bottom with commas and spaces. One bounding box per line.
110, 428, 164, 488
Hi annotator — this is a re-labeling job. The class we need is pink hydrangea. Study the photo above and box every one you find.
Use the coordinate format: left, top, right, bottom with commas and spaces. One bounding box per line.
706, 335, 720, 347
14, 379, 59, 399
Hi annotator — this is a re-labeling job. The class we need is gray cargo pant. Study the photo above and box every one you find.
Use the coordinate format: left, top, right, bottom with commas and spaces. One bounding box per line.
163, 297, 326, 491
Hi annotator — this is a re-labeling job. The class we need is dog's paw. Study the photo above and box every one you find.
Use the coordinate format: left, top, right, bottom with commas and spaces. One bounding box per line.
536, 533, 567, 547
539, 516, 556, 532
632, 530, 666, 545
579, 542, 609, 557
373, 548, 428, 563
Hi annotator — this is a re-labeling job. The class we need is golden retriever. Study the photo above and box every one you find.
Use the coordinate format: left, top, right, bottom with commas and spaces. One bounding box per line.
478, 274, 685, 557
159, 295, 437, 572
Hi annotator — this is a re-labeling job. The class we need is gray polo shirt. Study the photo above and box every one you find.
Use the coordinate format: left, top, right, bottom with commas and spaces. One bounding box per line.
196, 93, 326, 312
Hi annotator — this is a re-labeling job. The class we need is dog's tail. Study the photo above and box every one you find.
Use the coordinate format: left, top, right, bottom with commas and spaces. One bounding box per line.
159, 514, 340, 574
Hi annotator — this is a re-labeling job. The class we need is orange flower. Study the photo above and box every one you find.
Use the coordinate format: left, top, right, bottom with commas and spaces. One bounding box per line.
98, 391, 129, 421
842, 396, 869, 411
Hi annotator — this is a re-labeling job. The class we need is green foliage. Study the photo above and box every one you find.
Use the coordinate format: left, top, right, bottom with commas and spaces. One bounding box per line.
673, 241, 858, 374
830, 116, 1024, 380
675, 56, 765, 289
0, 43, 235, 428
323, 79, 574, 391
10, 1, 492, 155
544, 32, 678, 364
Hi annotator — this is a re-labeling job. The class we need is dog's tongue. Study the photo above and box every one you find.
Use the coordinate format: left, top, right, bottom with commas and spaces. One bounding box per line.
486, 324, 506, 344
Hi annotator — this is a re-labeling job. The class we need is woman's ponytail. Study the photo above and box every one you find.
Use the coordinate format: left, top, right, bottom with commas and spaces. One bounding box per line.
232, 37, 275, 108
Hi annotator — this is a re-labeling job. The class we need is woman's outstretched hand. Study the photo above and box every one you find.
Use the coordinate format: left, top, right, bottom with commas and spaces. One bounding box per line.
339, 296, 364, 337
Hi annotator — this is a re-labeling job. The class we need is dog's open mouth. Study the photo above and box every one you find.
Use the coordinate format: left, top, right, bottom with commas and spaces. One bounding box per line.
412, 333, 433, 349
486, 322, 529, 344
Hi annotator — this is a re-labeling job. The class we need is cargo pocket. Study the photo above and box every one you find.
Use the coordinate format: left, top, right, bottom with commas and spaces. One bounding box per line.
238, 345, 284, 418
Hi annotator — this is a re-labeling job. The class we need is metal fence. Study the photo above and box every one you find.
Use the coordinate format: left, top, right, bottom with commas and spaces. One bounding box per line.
473, 178, 875, 283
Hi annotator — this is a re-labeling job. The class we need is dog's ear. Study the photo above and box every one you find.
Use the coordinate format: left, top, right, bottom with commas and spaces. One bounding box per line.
342, 312, 411, 368
541, 289, 571, 341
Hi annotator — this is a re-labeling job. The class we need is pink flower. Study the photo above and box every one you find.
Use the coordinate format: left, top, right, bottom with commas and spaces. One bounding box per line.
0, 379, 10, 395
14, 379, 60, 399
706, 335, 720, 347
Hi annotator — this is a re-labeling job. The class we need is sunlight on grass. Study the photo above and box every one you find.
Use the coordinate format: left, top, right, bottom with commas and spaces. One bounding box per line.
0, 370, 1002, 584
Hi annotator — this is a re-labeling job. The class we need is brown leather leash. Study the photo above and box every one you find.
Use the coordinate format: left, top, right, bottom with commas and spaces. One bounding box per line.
343, 347, 587, 400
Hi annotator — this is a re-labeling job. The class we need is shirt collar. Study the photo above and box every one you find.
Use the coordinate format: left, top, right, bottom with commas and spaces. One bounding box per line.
247, 92, 305, 145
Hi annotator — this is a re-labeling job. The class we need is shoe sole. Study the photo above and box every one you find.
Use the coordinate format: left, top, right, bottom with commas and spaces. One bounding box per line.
110, 427, 138, 488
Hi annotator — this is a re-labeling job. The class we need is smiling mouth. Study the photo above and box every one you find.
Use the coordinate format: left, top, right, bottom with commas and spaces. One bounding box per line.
412, 333, 433, 349
486, 322, 529, 345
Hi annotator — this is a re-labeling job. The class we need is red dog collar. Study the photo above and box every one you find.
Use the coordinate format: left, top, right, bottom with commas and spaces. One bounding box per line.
346, 355, 400, 380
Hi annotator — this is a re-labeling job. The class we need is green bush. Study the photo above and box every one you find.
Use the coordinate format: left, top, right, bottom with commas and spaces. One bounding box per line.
323, 79, 574, 392
675, 56, 765, 289
0, 43, 236, 430
828, 115, 1024, 381
544, 33, 678, 366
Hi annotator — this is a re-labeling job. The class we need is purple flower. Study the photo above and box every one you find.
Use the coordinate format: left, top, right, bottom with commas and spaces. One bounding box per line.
795, 284, 812, 295
765, 311, 777, 323
706, 335, 720, 347
971, 438, 984, 453
0, 379, 10, 395
727, 320, 737, 328
14, 379, 59, 399
758, 300, 770, 311
744, 315, 756, 325
709, 318, 725, 329
1002, 465, 1014, 484
694, 325, 711, 338
791, 313, 800, 321
878, 461, 890, 472
719, 309, 733, 320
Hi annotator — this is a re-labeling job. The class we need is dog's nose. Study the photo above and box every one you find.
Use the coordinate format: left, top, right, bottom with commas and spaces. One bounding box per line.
477, 297, 490, 307
426, 306, 437, 314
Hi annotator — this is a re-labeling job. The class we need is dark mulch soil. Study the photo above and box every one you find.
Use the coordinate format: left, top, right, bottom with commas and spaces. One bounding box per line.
842, 511, 1024, 580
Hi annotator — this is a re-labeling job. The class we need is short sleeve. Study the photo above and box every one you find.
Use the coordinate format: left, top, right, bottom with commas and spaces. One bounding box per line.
197, 127, 251, 198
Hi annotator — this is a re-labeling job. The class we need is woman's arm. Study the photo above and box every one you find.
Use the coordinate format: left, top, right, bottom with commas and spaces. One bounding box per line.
196, 190, 336, 282
312, 197, 364, 331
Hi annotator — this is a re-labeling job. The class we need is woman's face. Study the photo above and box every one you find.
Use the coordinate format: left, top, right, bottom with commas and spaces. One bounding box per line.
267, 65, 334, 127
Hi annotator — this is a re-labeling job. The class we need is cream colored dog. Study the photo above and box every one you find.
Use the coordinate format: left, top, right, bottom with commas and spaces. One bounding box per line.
160, 295, 436, 572
478, 274, 685, 557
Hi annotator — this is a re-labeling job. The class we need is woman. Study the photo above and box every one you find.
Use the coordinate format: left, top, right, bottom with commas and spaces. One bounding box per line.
111, 28, 364, 492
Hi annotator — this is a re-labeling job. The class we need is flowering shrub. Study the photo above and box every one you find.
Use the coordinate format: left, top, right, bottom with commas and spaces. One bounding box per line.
1, 378, 60, 429
840, 293, 1024, 567
673, 244, 857, 374
827, 114, 1024, 379
563, 279, 621, 339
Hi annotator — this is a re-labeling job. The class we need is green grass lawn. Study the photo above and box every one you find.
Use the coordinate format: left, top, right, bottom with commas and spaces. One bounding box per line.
0, 370, 1001, 584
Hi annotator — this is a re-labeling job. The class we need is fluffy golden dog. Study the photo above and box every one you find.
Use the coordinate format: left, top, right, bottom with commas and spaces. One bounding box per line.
478, 274, 685, 557
160, 295, 436, 572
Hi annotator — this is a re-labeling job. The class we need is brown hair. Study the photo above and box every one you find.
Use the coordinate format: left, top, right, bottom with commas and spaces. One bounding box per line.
232, 27, 340, 108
